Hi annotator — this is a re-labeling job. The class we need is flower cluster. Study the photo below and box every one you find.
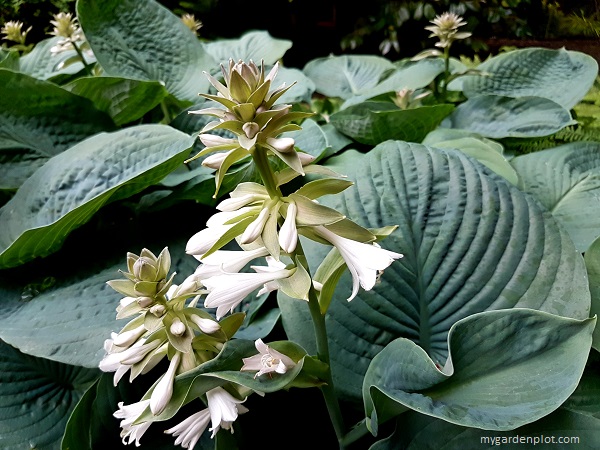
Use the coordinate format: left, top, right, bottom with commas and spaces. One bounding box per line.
413, 11, 471, 61
101, 59, 402, 449
1, 20, 31, 46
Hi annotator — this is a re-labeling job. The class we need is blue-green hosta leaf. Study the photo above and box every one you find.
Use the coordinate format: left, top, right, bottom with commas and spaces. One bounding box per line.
459, 47, 598, 110
341, 57, 445, 108
280, 118, 350, 162
19, 36, 97, 81
303, 54, 396, 99
64, 76, 170, 126
0, 125, 194, 268
0, 149, 47, 191
423, 128, 518, 185
511, 142, 600, 252
77, 0, 215, 103
0, 340, 98, 450
0, 69, 116, 155
585, 236, 600, 352
203, 30, 292, 67
279, 141, 591, 403
363, 309, 595, 431
376, 407, 600, 450
275, 66, 315, 104
443, 94, 576, 138
330, 102, 454, 145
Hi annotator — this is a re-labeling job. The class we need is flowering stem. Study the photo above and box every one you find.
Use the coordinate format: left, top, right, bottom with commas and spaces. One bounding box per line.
251, 147, 281, 197
441, 45, 451, 102
71, 41, 93, 76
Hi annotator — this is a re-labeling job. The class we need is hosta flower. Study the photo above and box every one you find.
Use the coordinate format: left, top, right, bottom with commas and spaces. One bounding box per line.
189, 314, 221, 334
1, 20, 31, 45
165, 408, 211, 449
114, 399, 152, 446
48, 12, 87, 54
425, 12, 471, 48
100, 337, 163, 386
206, 387, 248, 437
314, 226, 403, 301
194, 246, 270, 280
203, 265, 295, 319
241, 339, 296, 378
181, 13, 202, 35
150, 352, 181, 415
278, 202, 298, 253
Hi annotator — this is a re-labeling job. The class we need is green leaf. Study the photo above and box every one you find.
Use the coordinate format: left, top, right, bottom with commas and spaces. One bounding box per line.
0, 340, 99, 450
585, 236, 600, 352
442, 95, 576, 138
77, 0, 216, 102
363, 309, 595, 431
203, 30, 292, 66
511, 142, 600, 253
0, 69, 116, 156
0, 149, 46, 191
459, 47, 598, 110
330, 102, 454, 145
279, 141, 591, 403
423, 128, 518, 185
19, 36, 96, 81
303, 54, 396, 99
282, 119, 351, 163
276, 66, 315, 104
0, 124, 194, 268
64, 76, 170, 126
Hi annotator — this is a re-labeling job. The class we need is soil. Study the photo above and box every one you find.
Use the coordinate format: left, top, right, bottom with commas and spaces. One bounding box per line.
484, 38, 600, 64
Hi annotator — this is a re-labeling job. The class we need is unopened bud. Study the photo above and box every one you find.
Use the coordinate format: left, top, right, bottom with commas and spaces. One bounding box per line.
137, 296, 154, 308
150, 304, 166, 317
190, 314, 221, 334
170, 318, 186, 336
133, 257, 158, 281
242, 122, 260, 139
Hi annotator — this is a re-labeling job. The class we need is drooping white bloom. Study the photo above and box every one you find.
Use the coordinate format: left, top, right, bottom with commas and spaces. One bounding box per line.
165, 408, 211, 450
314, 226, 403, 301
203, 265, 294, 319
189, 314, 221, 334
240, 207, 270, 244
216, 193, 266, 212
241, 339, 296, 378
112, 324, 147, 348
206, 387, 248, 437
202, 151, 230, 169
150, 352, 181, 415
278, 202, 298, 253
99, 338, 162, 386
114, 399, 152, 446
193, 246, 269, 280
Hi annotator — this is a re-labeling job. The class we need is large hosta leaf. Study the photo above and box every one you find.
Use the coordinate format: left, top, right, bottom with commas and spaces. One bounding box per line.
279, 141, 591, 403
64, 76, 170, 126
363, 309, 594, 431
459, 47, 598, 110
0, 69, 115, 154
303, 54, 395, 99
442, 94, 576, 138
0, 125, 194, 268
511, 142, 600, 253
203, 30, 292, 66
585, 236, 600, 352
330, 102, 454, 145
0, 340, 98, 450
77, 0, 215, 102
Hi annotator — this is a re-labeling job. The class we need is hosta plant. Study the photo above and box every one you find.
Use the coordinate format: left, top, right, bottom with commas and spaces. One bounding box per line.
0, 1, 599, 450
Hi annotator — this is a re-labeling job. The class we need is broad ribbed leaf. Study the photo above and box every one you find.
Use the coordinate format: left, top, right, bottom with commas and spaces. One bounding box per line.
64, 76, 170, 126
459, 47, 598, 110
511, 142, 600, 252
279, 141, 591, 403
19, 36, 96, 81
275, 66, 315, 104
443, 94, 576, 138
303, 54, 395, 99
330, 102, 454, 145
363, 309, 594, 431
0, 125, 194, 268
585, 236, 600, 352
77, 0, 215, 102
0, 149, 46, 191
0, 341, 98, 450
376, 408, 600, 449
203, 30, 292, 66
0, 69, 115, 155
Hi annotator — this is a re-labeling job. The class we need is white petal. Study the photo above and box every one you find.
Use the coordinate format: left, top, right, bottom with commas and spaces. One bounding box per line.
150, 352, 180, 415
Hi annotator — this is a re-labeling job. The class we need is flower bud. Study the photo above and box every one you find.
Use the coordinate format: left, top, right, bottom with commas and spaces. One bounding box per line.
113, 324, 146, 348
137, 296, 154, 308
170, 318, 186, 336
242, 122, 260, 139
267, 137, 295, 153
189, 314, 221, 334
150, 304, 166, 317
133, 257, 158, 281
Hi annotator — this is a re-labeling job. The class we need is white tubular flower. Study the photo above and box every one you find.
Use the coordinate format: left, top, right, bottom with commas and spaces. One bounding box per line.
240, 206, 270, 244
100, 338, 162, 385
189, 314, 221, 334
314, 226, 403, 301
199, 134, 237, 148
165, 408, 211, 450
206, 387, 248, 437
217, 193, 266, 212
150, 352, 181, 415
297, 152, 316, 166
203, 266, 295, 319
112, 324, 147, 348
278, 202, 298, 253
114, 400, 152, 447
266, 137, 295, 153
241, 339, 296, 378
193, 246, 269, 280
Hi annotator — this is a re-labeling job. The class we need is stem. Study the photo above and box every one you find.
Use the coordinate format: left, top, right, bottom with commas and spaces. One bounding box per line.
340, 420, 370, 447
71, 40, 93, 76
307, 286, 347, 447
250, 146, 345, 446
160, 100, 172, 124
441, 45, 450, 102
